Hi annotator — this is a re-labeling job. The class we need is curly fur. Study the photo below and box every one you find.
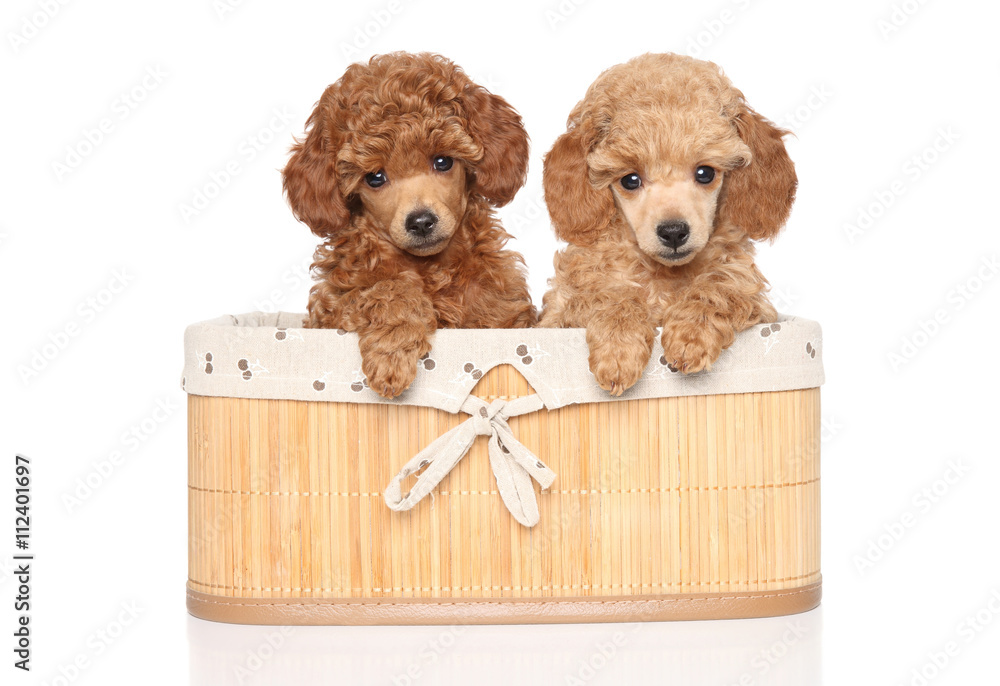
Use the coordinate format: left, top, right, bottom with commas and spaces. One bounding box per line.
283, 53, 536, 398
539, 53, 797, 395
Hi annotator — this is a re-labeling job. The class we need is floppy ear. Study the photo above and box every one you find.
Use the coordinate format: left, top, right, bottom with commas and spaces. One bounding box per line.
282, 86, 349, 238
542, 123, 616, 246
716, 108, 797, 241
463, 88, 530, 207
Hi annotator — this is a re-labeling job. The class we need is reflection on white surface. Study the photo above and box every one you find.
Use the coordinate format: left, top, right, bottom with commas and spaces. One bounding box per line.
188, 607, 821, 685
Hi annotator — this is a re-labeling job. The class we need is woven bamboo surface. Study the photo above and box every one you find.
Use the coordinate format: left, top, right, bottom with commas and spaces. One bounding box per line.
188, 364, 820, 600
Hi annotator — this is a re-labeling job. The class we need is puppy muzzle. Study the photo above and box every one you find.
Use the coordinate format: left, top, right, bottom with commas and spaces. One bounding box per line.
405, 209, 438, 238
656, 220, 690, 249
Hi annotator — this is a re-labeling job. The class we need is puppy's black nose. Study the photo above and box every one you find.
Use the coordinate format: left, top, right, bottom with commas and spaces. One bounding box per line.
656, 220, 690, 249
405, 210, 437, 237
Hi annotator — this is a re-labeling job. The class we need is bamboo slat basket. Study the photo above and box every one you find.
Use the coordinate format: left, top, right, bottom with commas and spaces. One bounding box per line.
183, 312, 823, 625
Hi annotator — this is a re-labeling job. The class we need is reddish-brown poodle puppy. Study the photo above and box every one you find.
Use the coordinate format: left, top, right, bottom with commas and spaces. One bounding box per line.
539, 53, 797, 395
284, 52, 536, 399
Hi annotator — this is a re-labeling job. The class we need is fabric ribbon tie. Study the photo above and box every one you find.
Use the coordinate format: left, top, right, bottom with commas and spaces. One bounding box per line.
383, 394, 556, 527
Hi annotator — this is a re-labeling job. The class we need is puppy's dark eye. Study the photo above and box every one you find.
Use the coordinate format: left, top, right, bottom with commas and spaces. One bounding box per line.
695, 166, 716, 184
432, 156, 453, 172
620, 173, 642, 190
365, 170, 387, 188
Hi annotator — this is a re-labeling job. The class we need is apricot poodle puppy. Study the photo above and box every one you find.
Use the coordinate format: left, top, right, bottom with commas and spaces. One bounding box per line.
539, 53, 797, 395
284, 52, 536, 399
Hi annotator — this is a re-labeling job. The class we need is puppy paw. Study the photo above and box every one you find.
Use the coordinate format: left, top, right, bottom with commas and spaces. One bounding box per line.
587, 324, 655, 396
362, 349, 422, 399
660, 321, 724, 374
359, 327, 432, 399
591, 356, 648, 396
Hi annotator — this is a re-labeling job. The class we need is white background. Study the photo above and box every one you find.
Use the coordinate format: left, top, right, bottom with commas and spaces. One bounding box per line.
2, 0, 999, 683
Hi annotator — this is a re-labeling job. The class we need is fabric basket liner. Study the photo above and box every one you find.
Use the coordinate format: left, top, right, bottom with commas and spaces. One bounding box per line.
182, 312, 823, 414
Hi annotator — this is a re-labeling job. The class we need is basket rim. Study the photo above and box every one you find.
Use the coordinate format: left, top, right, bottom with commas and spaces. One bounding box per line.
181, 311, 825, 412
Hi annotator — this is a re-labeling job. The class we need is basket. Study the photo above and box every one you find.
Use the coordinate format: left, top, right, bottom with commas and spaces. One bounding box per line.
183, 312, 823, 624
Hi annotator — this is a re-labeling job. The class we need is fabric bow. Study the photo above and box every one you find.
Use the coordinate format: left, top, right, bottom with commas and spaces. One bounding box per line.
383, 394, 556, 527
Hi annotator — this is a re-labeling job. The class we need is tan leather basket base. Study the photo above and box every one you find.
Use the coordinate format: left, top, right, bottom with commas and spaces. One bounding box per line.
187, 581, 820, 625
